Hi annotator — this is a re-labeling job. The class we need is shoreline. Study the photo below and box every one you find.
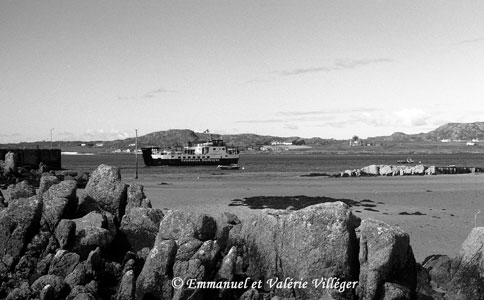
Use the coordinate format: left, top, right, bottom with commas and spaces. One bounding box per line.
116, 171, 484, 262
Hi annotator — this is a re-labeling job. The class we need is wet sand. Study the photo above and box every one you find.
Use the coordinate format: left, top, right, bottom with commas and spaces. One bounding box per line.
121, 171, 484, 262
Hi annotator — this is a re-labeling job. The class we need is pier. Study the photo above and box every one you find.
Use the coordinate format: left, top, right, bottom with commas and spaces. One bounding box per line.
0, 149, 61, 169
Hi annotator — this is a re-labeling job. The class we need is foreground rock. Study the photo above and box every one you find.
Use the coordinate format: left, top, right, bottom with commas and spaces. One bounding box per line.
358, 219, 417, 299
229, 202, 361, 299
0, 195, 42, 269
82, 164, 128, 220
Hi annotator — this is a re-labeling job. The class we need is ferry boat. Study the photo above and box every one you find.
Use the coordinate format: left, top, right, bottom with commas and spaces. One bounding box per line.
141, 138, 239, 166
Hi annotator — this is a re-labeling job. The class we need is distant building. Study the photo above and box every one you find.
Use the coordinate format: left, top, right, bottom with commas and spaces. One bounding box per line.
440, 139, 451, 143
466, 142, 477, 146
95, 143, 104, 147
472, 138, 480, 142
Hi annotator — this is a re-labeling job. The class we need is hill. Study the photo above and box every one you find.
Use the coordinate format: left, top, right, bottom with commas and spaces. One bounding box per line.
368, 122, 484, 142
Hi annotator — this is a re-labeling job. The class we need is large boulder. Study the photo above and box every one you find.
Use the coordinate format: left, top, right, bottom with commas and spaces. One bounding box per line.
0, 195, 43, 269
82, 164, 128, 220
444, 227, 484, 300
41, 180, 78, 231
120, 207, 164, 252
357, 218, 417, 300
6, 180, 36, 200
71, 211, 116, 259
228, 201, 361, 300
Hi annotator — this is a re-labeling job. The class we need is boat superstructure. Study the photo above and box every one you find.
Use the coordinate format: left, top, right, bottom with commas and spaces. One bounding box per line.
141, 139, 239, 166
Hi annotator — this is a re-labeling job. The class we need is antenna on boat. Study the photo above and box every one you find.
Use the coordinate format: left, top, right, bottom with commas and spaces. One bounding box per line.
203, 129, 212, 141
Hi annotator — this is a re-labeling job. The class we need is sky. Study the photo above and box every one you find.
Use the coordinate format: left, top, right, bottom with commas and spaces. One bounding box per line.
1, 0, 484, 143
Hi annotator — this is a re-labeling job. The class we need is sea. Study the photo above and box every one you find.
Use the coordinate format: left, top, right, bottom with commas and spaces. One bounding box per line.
61, 153, 484, 176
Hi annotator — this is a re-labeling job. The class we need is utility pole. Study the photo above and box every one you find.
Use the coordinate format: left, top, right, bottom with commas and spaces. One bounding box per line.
50, 128, 54, 149
135, 129, 138, 179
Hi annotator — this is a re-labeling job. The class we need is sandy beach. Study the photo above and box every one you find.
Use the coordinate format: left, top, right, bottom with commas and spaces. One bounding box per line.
119, 171, 484, 263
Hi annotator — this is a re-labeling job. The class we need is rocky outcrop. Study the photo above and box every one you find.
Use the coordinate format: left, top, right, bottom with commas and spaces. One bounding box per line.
8, 163, 484, 300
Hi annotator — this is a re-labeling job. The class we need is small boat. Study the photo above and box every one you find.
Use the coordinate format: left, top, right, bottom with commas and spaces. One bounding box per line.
217, 164, 242, 170
397, 158, 414, 164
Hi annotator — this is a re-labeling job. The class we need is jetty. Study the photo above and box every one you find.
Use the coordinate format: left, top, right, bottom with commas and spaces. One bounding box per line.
0, 148, 61, 169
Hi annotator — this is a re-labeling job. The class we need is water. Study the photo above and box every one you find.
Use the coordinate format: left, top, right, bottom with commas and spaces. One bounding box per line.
62, 153, 484, 176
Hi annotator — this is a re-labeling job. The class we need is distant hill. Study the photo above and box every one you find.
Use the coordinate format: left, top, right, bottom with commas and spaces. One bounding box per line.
368, 122, 484, 142
104, 129, 334, 149
2, 122, 484, 150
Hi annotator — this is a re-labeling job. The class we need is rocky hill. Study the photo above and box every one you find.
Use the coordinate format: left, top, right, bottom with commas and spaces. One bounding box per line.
368, 122, 484, 142
105, 129, 333, 149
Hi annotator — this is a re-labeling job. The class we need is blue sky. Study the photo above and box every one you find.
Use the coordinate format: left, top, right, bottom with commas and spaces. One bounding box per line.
1, 0, 484, 142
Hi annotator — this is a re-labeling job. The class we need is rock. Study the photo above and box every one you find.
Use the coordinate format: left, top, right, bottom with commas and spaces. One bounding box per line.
48, 250, 80, 277
55, 219, 76, 250
37, 253, 54, 276
413, 164, 426, 175
174, 238, 203, 261
115, 270, 135, 300
41, 180, 78, 231
0, 195, 43, 269
381, 282, 412, 300
6, 180, 36, 200
126, 183, 152, 211
44, 179, 77, 201
215, 212, 241, 251
357, 218, 417, 300
65, 262, 90, 288
422, 254, 453, 290
73, 293, 96, 300
83, 164, 128, 220
444, 227, 484, 300
135, 239, 177, 300
379, 165, 394, 176
239, 288, 261, 300
425, 166, 437, 175
4, 151, 17, 175
120, 207, 164, 252
38, 176, 61, 196
40, 284, 55, 300
156, 210, 217, 242
228, 201, 360, 300
31, 275, 70, 300
360, 164, 380, 176
216, 246, 237, 281
71, 211, 116, 259
6, 282, 31, 300
15, 232, 51, 280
